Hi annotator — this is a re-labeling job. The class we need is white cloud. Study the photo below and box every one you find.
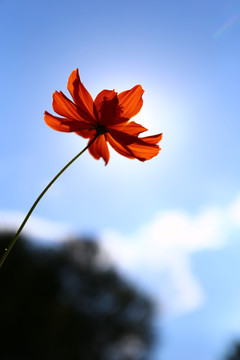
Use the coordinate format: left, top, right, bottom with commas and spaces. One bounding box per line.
0, 210, 72, 243
100, 196, 240, 318
227, 194, 240, 225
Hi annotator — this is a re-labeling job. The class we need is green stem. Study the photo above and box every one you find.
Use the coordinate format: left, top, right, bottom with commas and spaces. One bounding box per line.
0, 135, 99, 269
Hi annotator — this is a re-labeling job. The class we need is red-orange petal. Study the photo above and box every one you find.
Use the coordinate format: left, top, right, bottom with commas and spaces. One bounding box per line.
117, 85, 144, 119
94, 90, 118, 124
67, 69, 96, 123
138, 133, 163, 145
52, 91, 92, 123
44, 111, 89, 132
75, 128, 96, 139
88, 134, 110, 165
127, 136, 162, 161
107, 128, 140, 146
108, 121, 147, 136
107, 131, 162, 161
106, 133, 136, 159
94, 89, 117, 111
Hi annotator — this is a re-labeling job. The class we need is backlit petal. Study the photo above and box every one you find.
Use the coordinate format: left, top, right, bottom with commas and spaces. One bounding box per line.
117, 85, 144, 119
138, 133, 163, 145
44, 111, 89, 132
108, 121, 147, 136
108, 130, 162, 161
127, 136, 162, 161
88, 134, 110, 165
67, 69, 96, 123
107, 134, 135, 159
94, 90, 117, 112
75, 128, 96, 139
52, 91, 92, 123
107, 128, 140, 145
94, 90, 119, 126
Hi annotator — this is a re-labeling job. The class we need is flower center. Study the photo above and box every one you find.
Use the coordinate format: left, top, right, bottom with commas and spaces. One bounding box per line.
96, 123, 107, 135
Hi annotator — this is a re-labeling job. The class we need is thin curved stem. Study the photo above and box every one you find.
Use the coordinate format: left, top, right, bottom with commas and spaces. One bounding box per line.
0, 135, 98, 269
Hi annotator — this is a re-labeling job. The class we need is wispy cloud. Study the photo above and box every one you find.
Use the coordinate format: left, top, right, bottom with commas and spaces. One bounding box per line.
0, 210, 73, 243
100, 195, 240, 318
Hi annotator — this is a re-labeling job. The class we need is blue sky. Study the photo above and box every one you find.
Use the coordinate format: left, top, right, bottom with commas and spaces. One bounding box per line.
1, 0, 240, 359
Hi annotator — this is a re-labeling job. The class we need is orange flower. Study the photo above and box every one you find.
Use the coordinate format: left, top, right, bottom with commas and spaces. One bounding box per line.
44, 69, 162, 165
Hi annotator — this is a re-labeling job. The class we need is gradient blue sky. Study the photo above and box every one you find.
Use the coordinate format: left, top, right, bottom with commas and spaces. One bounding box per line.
1, 0, 240, 359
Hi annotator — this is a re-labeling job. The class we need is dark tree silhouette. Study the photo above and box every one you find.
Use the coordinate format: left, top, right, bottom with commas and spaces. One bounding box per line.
223, 342, 240, 360
0, 231, 156, 360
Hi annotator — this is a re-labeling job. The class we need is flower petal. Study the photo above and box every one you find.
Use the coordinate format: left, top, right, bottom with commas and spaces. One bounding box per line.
94, 90, 120, 125
75, 128, 96, 139
117, 85, 144, 119
52, 91, 93, 123
94, 90, 117, 112
107, 130, 162, 161
88, 134, 110, 165
107, 128, 140, 146
67, 69, 96, 123
107, 133, 135, 159
44, 111, 89, 132
108, 121, 147, 136
127, 134, 163, 161
138, 133, 163, 145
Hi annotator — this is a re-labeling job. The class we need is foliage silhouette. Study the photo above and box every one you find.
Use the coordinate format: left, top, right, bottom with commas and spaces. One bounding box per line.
0, 231, 156, 360
224, 342, 240, 360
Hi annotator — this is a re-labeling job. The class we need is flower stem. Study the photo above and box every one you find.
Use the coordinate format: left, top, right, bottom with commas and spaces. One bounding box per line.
0, 135, 99, 269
